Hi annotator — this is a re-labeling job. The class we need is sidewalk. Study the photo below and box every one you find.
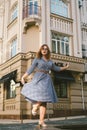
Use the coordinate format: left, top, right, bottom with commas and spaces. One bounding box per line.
0, 115, 87, 130
0, 115, 87, 124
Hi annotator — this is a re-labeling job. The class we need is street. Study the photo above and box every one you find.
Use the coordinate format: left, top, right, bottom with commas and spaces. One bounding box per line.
0, 117, 87, 130
0, 123, 87, 130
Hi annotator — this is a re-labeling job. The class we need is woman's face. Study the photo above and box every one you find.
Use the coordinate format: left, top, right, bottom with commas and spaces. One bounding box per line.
41, 45, 48, 56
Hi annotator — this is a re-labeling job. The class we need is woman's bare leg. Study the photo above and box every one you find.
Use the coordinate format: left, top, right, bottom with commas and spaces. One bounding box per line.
32, 102, 41, 109
32, 102, 41, 115
39, 102, 47, 126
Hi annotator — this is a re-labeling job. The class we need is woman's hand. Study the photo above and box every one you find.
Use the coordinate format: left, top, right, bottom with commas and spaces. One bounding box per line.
60, 62, 70, 71
21, 77, 25, 85
65, 62, 70, 69
21, 72, 28, 85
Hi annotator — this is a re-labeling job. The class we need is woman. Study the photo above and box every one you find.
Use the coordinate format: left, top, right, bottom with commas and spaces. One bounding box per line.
21, 44, 69, 127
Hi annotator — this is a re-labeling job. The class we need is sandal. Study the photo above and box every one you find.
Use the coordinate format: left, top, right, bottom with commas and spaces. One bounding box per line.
32, 105, 39, 116
38, 121, 47, 127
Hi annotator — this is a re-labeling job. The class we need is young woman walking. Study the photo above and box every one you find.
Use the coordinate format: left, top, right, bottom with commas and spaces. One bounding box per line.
21, 44, 69, 127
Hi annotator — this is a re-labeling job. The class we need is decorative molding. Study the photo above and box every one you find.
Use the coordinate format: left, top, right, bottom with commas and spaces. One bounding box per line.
0, 52, 86, 76
51, 53, 85, 64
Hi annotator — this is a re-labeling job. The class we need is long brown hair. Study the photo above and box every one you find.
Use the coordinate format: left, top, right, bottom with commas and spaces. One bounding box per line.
36, 44, 51, 59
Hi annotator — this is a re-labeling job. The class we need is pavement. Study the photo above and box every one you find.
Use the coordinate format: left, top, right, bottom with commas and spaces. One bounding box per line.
0, 115, 87, 130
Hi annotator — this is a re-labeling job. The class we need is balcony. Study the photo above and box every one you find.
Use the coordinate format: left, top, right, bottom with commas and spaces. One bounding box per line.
50, 14, 73, 36
22, 4, 41, 33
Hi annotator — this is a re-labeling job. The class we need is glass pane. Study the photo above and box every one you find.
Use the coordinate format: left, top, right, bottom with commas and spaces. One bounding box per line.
57, 41, 60, 54
34, 1, 38, 14
61, 41, 64, 54
29, 1, 33, 15
11, 38, 17, 57
50, 0, 68, 17
56, 85, 60, 97
60, 82, 67, 98
52, 40, 56, 53
66, 43, 69, 56
11, 5, 17, 21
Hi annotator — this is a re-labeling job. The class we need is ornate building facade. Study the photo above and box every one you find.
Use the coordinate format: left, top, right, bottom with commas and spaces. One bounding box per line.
0, 0, 87, 119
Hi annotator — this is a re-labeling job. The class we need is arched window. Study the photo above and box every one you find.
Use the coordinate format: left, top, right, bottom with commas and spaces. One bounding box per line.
51, 0, 68, 17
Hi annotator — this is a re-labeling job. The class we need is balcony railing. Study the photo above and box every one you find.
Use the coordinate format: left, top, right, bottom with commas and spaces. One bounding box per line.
23, 4, 41, 19
50, 14, 73, 36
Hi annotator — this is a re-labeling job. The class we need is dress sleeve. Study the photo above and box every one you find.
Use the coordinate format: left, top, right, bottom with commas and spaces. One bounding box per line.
51, 61, 61, 72
26, 58, 38, 75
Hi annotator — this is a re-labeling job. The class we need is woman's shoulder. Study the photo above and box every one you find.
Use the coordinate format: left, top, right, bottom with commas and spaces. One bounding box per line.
34, 57, 41, 60
49, 59, 53, 63
33, 57, 41, 62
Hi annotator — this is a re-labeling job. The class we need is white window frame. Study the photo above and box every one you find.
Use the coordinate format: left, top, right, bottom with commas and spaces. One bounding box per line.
51, 33, 69, 55
11, 4, 18, 21
11, 38, 17, 57
51, 0, 68, 17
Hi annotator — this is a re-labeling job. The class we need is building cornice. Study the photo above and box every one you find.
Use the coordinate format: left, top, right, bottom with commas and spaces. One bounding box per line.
0, 52, 87, 76
51, 53, 85, 64
0, 52, 86, 73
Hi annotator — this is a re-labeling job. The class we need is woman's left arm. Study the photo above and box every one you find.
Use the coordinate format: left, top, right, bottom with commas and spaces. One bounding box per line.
52, 62, 69, 71
60, 63, 69, 71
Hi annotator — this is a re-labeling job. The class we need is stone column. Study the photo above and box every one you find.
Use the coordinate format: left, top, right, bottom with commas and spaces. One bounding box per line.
39, 0, 46, 46
71, 0, 82, 57
46, 0, 51, 49
15, 86, 22, 119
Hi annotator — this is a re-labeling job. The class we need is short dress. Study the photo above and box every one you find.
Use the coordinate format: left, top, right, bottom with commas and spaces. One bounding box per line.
21, 57, 61, 103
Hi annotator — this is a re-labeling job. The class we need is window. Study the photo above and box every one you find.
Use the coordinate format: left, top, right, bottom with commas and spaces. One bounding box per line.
82, 44, 87, 58
51, 32, 69, 55
55, 81, 67, 98
10, 80, 16, 98
11, 38, 17, 57
6, 80, 16, 99
78, 0, 83, 8
11, 4, 18, 21
28, 0, 38, 15
51, 0, 68, 17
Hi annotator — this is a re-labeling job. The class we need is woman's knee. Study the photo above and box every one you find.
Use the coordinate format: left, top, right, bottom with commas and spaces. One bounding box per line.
40, 102, 47, 107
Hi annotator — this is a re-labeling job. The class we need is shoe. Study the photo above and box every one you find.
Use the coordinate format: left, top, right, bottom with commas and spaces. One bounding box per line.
32, 110, 37, 116
32, 105, 39, 116
39, 121, 47, 128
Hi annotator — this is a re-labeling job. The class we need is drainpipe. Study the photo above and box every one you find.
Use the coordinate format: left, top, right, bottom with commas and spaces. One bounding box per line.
80, 74, 85, 110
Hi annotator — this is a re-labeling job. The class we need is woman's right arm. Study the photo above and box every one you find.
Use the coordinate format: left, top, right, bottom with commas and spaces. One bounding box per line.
21, 72, 28, 85
21, 58, 38, 85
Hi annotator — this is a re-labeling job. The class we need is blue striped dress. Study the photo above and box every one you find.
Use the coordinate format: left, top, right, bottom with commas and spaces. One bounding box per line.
21, 57, 60, 103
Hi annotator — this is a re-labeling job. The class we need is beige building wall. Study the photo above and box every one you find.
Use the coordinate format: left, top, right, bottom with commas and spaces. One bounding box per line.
22, 26, 39, 52
0, 0, 85, 64
0, 0, 87, 119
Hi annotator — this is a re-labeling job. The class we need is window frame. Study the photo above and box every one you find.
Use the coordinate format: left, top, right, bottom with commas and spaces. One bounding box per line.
11, 3, 18, 22
5, 79, 16, 99
11, 37, 17, 57
51, 0, 68, 17
55, 81, 68, 98
51, 33, 69, 55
